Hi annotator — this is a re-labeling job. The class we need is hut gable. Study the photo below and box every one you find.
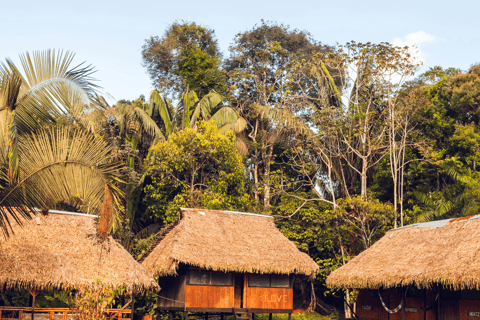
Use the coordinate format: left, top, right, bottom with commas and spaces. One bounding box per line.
326, 215, 480, 290
140, 208, 319, 277
0, 210, 158, 293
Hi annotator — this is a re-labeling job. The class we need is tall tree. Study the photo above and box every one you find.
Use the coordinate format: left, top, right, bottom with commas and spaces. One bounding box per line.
225, 21, 333, 208
142, 22, 227, 98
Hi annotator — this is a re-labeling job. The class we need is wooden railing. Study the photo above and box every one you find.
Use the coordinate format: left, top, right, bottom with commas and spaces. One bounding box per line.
0, 307, 152, 320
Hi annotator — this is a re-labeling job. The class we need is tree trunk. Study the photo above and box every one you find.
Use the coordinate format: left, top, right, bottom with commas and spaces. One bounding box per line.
263, 146, 273, 208
253, 154, 259, 202
361, 157, 368, 201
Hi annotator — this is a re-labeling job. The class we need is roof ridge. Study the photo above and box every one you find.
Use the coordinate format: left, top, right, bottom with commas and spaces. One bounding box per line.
180, 207, 273, 219
137, 215, 182, 263
390, 214, 480, 231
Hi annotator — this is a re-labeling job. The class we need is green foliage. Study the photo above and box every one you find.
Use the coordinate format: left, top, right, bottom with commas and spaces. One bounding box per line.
178, 46, 227, 96
335, 196, 395, 250
143, 121, 251, 223
73, 279, 118, 320
142, 22, 226, 98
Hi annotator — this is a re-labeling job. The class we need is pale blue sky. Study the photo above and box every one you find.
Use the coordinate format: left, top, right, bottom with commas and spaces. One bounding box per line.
1, 0, 479, 102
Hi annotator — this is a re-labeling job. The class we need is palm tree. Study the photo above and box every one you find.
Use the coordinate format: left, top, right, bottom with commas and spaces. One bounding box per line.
0, 50, 123, 238
149, 87, 246, 138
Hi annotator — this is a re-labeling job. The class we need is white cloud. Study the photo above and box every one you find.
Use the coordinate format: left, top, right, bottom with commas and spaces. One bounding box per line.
392, 31, 438, 65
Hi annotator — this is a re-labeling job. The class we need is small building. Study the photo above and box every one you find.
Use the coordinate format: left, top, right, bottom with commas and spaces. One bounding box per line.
140, 208, 319, 318
0, 210, 158, 320
326, 215, 480, 320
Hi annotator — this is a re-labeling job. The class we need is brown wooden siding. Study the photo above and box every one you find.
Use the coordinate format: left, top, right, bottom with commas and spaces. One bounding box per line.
157, 274, 186, 309
244, 287, 293, 310
355, 290, 380, 320
459, 300, 480, 320
185, 285, 235, 308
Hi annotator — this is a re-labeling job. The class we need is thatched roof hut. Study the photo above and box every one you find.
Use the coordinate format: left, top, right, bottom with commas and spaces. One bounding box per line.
0, 210, 158, 293
140, 208, 319, 278
326, 215, 480, 290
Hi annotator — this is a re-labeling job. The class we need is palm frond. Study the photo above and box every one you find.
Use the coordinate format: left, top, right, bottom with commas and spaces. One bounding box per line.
211, 107, 246, 134
255, 105, 311, 136
0, 126, 125, 238
150, 89, 174, 136
189, 91, 223, 127
182, 89, 198, 128
8, 49, 100, 134
131, 106, 166, 142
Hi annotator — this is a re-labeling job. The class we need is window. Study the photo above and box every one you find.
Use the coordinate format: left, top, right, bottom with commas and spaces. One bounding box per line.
249, 274, 271, 287
189, 270, 210, 285
188, 270, 233, 286
271, 275, 290, 288
211, 272, 233, 286
248, 274, 291, 288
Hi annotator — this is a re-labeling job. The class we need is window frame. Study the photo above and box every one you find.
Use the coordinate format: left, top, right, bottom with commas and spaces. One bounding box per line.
187, 269, 234, 287
248, 274, 292, 288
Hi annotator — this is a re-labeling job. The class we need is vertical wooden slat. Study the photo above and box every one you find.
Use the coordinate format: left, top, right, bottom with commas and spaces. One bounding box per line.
19, 310, 23, 320
63, 311, 67, 320
50, 311, 54, 320
184, 311, 189, 320
243, 274, 248, 308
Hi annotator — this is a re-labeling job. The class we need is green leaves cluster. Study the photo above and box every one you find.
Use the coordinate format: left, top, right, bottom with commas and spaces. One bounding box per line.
143, 121, 251, 223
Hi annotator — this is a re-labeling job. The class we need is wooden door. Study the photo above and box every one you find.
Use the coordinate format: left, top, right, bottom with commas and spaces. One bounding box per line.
234, 274, 244, 308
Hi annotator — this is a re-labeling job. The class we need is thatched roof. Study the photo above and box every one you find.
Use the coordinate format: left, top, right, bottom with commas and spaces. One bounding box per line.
0, 210, 158, 293
141, 208, 319, 278
326, 215, 480, 290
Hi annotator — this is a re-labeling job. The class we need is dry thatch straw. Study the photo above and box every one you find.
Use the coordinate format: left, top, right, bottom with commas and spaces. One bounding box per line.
326, 216, 480, 290
141, 208, 319, 278
0, 210, 159, 294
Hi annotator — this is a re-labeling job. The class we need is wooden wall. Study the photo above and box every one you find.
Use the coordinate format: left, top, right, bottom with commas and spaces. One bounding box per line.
459, 300, 480, 320
157, 274, 186, 309
185, 285, 234, 308
243, 273, 293, 310
355, 289, 382, 320
356, 288, 438, 320
244, 287, 293, 310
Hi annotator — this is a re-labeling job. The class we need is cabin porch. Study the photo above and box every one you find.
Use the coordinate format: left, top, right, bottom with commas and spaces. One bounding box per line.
355, 287, 480, 320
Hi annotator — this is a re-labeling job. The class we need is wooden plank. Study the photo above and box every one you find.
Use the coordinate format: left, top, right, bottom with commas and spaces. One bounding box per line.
244, 287, 293, 310
459, 299, 480, 320
356, 289, 379, 320
185, 285, 234, 309
243, 275, 248, 308
50, 311, 54, 320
